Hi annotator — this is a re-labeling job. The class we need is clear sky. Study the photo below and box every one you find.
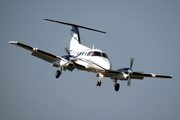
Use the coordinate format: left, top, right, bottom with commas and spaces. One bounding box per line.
1, 0, 180, 120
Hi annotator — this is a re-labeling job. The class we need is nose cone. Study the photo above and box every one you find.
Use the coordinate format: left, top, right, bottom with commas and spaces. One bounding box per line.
101, 59, 112, 71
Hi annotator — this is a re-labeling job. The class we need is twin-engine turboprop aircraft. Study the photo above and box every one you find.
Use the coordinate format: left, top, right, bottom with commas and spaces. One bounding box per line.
9, 19, 173, 91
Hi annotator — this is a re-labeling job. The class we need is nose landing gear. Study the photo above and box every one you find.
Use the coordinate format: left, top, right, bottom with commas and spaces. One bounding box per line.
96, 73, 103, 86
96, 81, 101, 86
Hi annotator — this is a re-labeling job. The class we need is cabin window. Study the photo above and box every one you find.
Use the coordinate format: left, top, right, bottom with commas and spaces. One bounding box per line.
87, 52, 93, 56
79, 52, 82, 55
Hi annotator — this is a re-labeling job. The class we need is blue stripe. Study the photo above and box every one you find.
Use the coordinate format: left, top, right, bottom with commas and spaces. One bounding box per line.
75, 58, 107, 71
71, 26, 81, 44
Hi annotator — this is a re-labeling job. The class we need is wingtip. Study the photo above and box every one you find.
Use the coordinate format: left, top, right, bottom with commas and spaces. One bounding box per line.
8, 41, 18, 44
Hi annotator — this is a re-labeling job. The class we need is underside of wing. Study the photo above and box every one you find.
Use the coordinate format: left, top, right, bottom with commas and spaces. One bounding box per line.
9, 41, 61, 63
103, 70, 120, 78
102, 70, 172, 80
31, 49, 61, 63
132, 72, 173, 79
102, 70, 126, 80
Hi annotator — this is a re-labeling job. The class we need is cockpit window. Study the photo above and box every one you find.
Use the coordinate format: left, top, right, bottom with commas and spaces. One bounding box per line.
88, 51, 109, 59
92, 52, 101, 57
102, 53, 109, 59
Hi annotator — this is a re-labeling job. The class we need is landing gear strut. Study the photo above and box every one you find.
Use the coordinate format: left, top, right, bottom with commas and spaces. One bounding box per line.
55, 70, 62, 78
96, 73, 103, 86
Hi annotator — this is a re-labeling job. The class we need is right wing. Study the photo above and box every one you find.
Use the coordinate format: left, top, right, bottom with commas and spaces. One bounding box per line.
9, 41, 73, 70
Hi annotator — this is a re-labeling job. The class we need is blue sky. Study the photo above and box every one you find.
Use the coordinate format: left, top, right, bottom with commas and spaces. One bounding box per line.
1, 0, 180, 120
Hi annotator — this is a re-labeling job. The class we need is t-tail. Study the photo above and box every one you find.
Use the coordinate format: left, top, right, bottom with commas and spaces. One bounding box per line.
70, 26, 82, 51
44, 19, 106, 51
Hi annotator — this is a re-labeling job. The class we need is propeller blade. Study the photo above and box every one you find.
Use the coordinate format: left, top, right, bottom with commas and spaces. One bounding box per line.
65, 47, 70, 55
127, 76, 131, 86
130, 58, 134, 69
127, 58, 134, 86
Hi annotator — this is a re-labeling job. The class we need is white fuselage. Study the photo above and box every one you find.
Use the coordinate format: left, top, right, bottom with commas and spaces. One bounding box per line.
70, 44, 112, 73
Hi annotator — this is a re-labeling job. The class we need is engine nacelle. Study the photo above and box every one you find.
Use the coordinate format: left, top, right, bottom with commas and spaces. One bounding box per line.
60, 55, 72, 67
52, 55, 73, 68
52, 60, 60, 67
116, 73, 128, 80
115, 68, 132, 80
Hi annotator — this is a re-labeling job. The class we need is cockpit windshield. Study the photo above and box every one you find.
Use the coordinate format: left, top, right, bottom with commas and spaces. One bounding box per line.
88, 51, 109, 59
102, 53, 109, 59
92, 51, 101, 56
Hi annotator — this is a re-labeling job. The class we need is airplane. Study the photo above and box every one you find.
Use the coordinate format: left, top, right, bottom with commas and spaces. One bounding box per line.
9, 19, 173, 92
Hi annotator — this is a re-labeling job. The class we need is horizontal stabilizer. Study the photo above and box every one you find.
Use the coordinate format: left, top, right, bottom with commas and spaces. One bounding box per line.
44, 19, 106, 34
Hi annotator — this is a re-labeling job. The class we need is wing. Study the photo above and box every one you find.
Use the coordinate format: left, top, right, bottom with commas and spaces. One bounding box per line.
102, 70, 172, 80
9, 41, 70, 68
132, 72, 173, 79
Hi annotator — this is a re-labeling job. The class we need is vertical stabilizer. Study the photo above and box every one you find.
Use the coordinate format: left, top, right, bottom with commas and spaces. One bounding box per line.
70, 26, 81, 51
44, 18, 106, 51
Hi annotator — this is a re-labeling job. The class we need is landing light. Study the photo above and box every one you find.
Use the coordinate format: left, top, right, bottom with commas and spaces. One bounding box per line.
151, 73, 156, 77
33, 47, 38, 52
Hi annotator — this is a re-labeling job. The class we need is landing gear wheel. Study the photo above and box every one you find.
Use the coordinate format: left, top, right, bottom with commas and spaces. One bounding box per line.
96, 81, 101, 86
114, 83, 120, 91
55, 70, 61, 78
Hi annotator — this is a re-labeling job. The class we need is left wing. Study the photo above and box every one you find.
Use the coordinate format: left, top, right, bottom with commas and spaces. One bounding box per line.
132, 72, 173, 79
102, 70, 173, 80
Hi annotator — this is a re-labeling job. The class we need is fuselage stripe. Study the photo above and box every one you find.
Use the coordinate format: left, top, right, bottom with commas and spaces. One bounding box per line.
75, 57, 107, 71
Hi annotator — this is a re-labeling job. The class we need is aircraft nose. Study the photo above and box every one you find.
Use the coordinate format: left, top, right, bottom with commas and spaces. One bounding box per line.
103, 59, 112, 71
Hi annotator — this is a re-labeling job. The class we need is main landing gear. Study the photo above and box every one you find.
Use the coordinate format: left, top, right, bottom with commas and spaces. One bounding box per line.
114, 83, 120, 91
114, 79, 120, 91
55, 70, 62, 78
96, 73, 120, 91
96, 80, 120, 91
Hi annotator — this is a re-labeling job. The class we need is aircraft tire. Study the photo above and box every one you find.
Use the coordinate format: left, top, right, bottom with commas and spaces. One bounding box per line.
114, 83, 120, 91
55, 70, 61, 78
96, 81, 101, 86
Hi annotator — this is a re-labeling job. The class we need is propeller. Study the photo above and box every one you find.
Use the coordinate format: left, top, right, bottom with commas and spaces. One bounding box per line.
127, 58, 134, 86
64, 47, 80, 59
130, 58, 134, 69
65, 47, 70, 56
